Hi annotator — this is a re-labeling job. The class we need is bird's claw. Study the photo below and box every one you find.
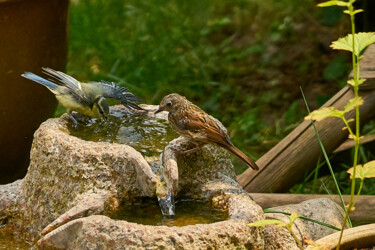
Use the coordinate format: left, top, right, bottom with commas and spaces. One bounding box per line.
69, 114, 79, 128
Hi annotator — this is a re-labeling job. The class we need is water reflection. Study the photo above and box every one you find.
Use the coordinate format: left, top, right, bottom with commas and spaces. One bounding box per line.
68, 110, 178, 157
108, 198, 228, 227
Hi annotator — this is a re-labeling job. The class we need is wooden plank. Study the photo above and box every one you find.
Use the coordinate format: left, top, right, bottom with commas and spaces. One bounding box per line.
333, 134, 375, 154
349, 44, 375, 90
237, 44, 375, 193
252, 193, 375, 222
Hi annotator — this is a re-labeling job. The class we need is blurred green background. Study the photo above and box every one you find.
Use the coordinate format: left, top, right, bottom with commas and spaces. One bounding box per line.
62, 0, 375, 194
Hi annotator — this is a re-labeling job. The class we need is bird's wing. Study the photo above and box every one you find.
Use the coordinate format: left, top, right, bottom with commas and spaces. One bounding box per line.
41, 67, 89, 102
180, 105, 232, 146
98, 80, 143, 110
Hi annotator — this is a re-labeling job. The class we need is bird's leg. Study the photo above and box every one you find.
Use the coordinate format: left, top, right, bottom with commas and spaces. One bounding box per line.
69, 113, 79, 127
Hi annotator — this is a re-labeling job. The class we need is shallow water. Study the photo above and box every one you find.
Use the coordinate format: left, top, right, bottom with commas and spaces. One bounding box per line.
68, 110, 178, 157
108, 198, 228, 227
0, 228, 31, 249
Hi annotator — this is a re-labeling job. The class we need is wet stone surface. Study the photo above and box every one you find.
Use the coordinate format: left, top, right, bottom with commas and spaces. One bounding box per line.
68, 107, 178, 157
0, 228, 31, 250
107, 198, 228, 227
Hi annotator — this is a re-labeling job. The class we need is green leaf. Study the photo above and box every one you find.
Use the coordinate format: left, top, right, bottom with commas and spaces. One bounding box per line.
248, 219, 286, 227
344, 96, 363, 112
343, 9, 363, 15
331, 33, 375, 56
323, 55, 348, 80
304, 107, 344, 121
347, 161, 375, 180
317, 1, 348, 7
347, 78, 366, 87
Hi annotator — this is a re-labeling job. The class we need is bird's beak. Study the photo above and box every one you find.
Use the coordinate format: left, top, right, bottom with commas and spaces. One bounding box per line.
154, 106, 164, 114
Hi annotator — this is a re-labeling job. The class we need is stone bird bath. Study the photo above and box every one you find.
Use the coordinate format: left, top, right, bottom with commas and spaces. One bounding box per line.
0, 105, 345, 249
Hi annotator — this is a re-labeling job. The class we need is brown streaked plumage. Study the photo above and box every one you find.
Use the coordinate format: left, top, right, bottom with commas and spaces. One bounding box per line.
155, 93, 259, 170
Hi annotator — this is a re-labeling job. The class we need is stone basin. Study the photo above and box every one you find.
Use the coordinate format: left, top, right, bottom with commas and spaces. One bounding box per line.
0, 105, 346, 249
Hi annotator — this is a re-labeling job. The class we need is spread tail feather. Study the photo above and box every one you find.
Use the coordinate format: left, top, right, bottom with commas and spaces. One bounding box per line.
223, 144, 259, 170
21, 72, 58, 90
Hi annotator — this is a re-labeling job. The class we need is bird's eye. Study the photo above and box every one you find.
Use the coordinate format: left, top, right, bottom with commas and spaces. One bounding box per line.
166, 102, 172, 107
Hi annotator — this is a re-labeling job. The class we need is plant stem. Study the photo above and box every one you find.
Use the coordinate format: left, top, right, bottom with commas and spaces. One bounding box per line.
264, 209, 341, 231
342, 118, 355, 139
288, 226, 303, 250
337, 1, 360, 248
353, 178, 364, 205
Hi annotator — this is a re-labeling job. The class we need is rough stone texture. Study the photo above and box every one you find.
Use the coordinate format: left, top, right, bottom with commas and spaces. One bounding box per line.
0, 105, 347, 249
38, 215, 262, 250
0, 180, 22, 226
34, 107, 265, 249
15, 110, 159, 240
161, 137, 237, 197
265, 198, 347, 249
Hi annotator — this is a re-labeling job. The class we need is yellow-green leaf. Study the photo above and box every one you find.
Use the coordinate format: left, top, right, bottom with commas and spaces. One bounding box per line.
347, 160, 375, 180
305, 107, 344, 121
248, 219, 286, 227
353, 9, 364, 15
347, 118, 354, 123
344, 96, 363, 112
347, 78, 366, 87
331, 33, 375, 56
317, 1, 348, 7
343, 10, 363, 15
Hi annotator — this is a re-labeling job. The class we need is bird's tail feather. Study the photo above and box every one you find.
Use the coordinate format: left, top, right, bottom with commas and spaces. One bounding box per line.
223, 144, 259, 170
22, 72, 58, 90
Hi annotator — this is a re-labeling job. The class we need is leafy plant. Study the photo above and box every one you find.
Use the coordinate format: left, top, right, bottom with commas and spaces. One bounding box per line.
305, 0, 375, 248
248, 212, 303, 249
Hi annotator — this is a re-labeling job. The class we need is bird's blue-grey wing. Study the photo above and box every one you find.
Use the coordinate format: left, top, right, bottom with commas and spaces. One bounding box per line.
99, 80, 143, 110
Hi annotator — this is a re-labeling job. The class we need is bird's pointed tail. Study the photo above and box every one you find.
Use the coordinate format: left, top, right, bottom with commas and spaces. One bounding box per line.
224, 145, 259, 170
21, 72, 58, 90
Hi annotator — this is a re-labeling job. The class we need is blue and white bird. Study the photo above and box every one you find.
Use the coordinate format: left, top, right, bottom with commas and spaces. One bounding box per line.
22, 67, 143, 125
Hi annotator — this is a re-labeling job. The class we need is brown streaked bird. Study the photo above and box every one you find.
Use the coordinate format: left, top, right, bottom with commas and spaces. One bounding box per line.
155, 93, 259, 170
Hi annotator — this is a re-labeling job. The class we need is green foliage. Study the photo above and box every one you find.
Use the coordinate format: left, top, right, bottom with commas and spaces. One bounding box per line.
305, 106, 344, 121
347, 78, 365, 87
67, 0, 324, 164
323, 55, 349, 80
343, 96, 363, 112
320, 6, 344, 26
248, 212, 303, 249
331, 32, 375, 56
314, 0, 375, 248
284, 101, 301, 126
317, 1, 347, 7
347, 161, 375, 180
